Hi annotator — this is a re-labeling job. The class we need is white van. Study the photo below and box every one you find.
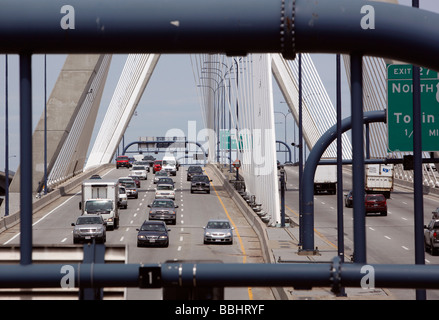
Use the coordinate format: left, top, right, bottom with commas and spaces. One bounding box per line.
162, 156, 178, 176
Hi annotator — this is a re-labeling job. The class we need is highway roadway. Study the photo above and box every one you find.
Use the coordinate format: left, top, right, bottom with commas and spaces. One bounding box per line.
0, 165, 275, 300
282, 164, 439, 300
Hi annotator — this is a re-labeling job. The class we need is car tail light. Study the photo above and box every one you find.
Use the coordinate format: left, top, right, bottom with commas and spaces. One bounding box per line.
434, 232, 437, 238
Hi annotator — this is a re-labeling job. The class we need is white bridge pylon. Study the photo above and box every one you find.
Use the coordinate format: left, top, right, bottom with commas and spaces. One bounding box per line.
84, 53, 353, 225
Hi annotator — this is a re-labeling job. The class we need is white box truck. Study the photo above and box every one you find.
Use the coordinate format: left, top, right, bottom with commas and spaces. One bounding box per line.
79, 179, 120, 230
314, 165, 337, 195
365, 163, 394, 199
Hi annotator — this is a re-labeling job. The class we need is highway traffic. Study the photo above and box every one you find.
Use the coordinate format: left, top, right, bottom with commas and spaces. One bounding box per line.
282, 164, 439, 300
0, 165, 275, 300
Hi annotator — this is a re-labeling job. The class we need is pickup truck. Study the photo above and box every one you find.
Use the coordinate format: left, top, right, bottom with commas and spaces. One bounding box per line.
424, 216, 439, 256
190, 174, 212, 194
116, 155, 131, 169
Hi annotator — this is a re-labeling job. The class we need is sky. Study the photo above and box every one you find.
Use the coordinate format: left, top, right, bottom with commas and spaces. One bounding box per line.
0, 0, 438, 172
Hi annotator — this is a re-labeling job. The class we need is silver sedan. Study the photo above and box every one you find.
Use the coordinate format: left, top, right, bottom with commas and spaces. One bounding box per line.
203, 219, 234, 245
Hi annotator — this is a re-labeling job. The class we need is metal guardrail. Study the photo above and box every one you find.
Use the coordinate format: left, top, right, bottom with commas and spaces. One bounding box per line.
0, 244, 126, 300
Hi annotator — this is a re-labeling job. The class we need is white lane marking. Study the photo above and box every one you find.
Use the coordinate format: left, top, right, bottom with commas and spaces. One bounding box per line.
4, 191, 81, 245
61, 238, 67, 243
369, 227, 375, 231
120, 236, 124, 242
178, 246, 182, 251
401, 217, 408, 221
384, 236, 391, 240
180, 236, 183, 242
402, 246, 409, 251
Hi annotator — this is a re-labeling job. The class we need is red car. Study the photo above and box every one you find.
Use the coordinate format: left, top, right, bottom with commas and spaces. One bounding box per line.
116, 155, 130, 169
365, 194, 387, 216
153, 160, 163, 173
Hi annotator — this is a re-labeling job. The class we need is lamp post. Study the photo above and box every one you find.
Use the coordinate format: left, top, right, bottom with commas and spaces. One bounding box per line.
274, 109, 292, 163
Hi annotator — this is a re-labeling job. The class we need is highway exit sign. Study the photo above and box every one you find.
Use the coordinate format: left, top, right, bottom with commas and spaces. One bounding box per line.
387, 64, 439, 152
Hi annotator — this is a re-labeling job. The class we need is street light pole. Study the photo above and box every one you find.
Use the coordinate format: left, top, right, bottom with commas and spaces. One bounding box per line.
274, 109, 292, 163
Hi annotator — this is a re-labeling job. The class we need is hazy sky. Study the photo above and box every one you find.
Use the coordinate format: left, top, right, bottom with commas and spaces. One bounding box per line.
0, 0, 438, 172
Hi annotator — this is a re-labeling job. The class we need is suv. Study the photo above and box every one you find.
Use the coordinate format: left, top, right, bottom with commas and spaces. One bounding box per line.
190, 174, 212, 194
364, 194, 387, 216
72, 214, 106, 244
142, 155, 156, 168
424, 217, 439, 255
131, 165, 148, 180
187, 166, 203, 181
153, 160, 163, 173
118, 177, 138, 199
116, 155, 130, 169
148, 198, 179, 225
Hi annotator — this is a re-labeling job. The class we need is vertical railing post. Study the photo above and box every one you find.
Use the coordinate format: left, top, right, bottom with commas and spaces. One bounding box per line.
336, 54, 346, 296
19, 53, 33, 265
350, 54, 366, 264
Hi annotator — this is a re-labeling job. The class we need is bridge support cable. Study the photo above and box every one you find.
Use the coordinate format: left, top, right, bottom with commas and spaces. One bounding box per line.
47, 55, 112, 187
8, 54, 110, 194
85, 54, 160, 170
272, 53, 353, 160
193, 54, 281, 225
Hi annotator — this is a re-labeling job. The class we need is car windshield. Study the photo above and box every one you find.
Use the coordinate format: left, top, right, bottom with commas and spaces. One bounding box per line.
76, 217, 103, 225
152, 200, 174, 208
122, 181, 136, 188
119, 188, 126, 194
192, 175, 209, 182
157, 185, 173, 190
189, 167, 203, 173
207, 221, 230, 229
156, 171, 167, 176
140, 224, 166, 232
163, 160, 175, 165
158, 178, 172, 183
132, 166, 145, 170
85, 200, 113, 212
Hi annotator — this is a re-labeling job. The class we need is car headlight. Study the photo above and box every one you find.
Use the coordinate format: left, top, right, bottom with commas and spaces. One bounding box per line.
226, 232, 232, 236
138, 235, 145, 239
205, 232, 211, 236
159, 235, 168, 240
107, 218, 113, 222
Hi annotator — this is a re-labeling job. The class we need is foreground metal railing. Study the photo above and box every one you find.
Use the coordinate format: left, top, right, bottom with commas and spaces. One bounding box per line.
1, 245, 439, 299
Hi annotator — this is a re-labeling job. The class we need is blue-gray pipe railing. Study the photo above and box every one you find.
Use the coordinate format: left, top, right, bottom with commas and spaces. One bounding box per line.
275, 140, 292, 163
1, 257, 439, 293
301, 111, 386, 257
5, 0, 439, 297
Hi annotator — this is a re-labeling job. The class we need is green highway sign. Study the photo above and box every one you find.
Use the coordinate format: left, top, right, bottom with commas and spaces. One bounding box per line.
387, 64, 439, 152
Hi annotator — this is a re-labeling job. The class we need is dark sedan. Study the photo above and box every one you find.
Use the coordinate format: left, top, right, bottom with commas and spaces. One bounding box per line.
344, 190, 353, 208
136, 220, 170, 247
